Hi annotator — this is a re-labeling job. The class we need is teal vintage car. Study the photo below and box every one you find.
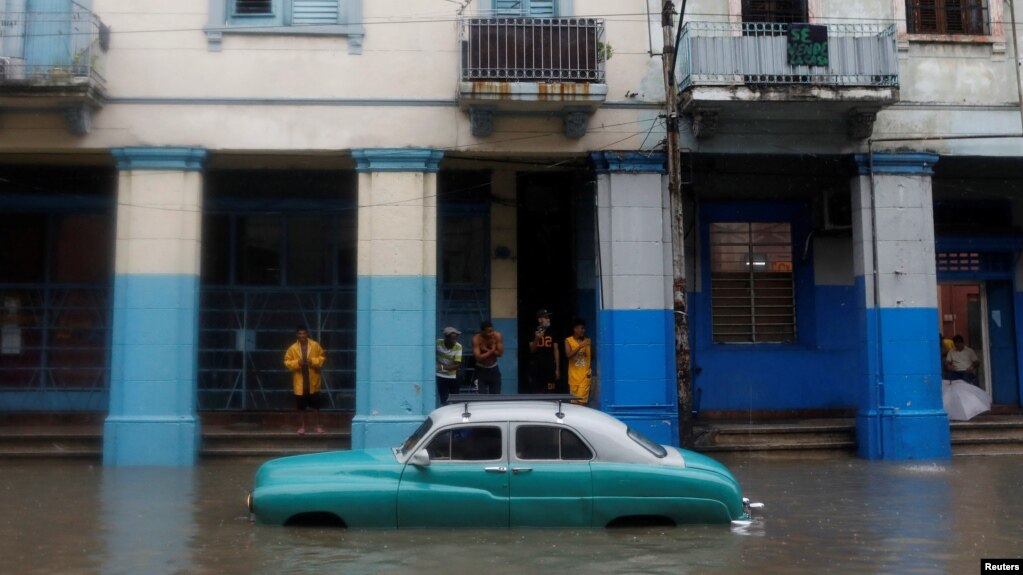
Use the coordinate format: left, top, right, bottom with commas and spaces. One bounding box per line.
248, 396, 756, 528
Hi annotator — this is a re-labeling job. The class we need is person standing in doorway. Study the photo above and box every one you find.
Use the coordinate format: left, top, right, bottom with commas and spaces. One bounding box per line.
436, 326, 463, 405
529, 309, 560, 393
564, 318, 592, 404
945, 334, 980, 384
472, 321, 504, 394
284, 326, 326, 435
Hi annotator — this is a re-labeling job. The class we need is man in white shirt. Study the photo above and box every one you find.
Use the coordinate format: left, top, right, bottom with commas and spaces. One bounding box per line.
945, 335, 980, 384
436, 326, 463, 405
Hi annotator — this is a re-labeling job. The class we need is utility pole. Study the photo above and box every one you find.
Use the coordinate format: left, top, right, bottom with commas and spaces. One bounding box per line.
660, 0, 693, 447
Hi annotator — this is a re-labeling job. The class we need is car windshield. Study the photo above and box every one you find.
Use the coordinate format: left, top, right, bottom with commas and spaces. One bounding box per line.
399, 417, 434, 455
627, 427, 667, 458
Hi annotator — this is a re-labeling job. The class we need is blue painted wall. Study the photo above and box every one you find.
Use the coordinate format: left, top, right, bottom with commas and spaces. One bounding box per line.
352, 275, 436, 448
693, 202, 861, 412
104, 274, 201, 466
597, 308, 676, 444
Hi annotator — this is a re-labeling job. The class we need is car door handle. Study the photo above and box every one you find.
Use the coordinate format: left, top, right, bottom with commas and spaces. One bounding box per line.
484, 466, 507, 473
512, 467, 533, 474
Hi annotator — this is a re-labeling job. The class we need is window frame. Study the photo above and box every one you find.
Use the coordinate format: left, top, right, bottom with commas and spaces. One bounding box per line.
423, 425, 505, 462
740, 0, 808, 24
904, 0, 989, 35
893, 0, 1003, 47
709, 221, 797, 344
700, 202, 815, 348
481, 0, 571, 17
205, 0, 365, 53
513, 424, 594, 461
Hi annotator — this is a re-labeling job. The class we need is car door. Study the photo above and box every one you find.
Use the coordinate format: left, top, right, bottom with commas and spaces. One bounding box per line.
397, 423, 510, 528
508, 424, 593, 527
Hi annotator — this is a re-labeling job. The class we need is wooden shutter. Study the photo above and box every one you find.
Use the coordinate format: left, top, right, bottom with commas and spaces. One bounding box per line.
292, 0, 340, 24
742, 0, 807, 23
529, 0, 557, 17
493, 0, 558, 17
494, 0, 525, 16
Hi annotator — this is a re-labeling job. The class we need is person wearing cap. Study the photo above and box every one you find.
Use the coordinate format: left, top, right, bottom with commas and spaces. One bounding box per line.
436, 326, 463, 405
529, 309, 560, 394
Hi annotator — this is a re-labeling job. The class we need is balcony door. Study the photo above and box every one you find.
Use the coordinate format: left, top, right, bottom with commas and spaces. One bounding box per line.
741, 0, 808, 23
493, 0, 559, 17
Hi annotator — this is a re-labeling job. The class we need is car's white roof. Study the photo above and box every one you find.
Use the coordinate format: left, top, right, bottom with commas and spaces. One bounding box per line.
417, 399, 683, 466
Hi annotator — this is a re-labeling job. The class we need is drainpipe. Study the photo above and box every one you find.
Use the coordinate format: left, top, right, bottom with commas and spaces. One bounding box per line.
865, 140, 897, 458
1010, 0, 1023, 130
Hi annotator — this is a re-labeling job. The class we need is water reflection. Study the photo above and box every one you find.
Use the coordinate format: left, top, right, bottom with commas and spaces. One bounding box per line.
101, 467, 196, 575
0, 456, 1020, 575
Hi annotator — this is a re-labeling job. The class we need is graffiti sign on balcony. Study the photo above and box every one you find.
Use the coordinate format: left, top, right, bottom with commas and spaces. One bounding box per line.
787, 24, 829, 67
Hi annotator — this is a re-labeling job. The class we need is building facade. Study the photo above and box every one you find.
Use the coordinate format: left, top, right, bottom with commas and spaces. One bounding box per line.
0, 0, 1020, 464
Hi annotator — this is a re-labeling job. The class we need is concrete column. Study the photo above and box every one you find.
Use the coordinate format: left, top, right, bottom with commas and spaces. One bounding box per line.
591, 151, 677, 445
351, 149, 443, 448
490, 170, 518, 388
852, 152, 950, 460
104, 147, 208, 466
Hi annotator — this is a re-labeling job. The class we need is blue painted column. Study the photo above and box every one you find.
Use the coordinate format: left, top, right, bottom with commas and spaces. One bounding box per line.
351, 149, 443, 448
104, 147, 208, 466
591, 152, 677, 445
852, 152, 950, 460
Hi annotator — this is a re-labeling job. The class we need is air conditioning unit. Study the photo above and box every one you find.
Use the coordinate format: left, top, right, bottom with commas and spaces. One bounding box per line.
0, 57, 26, 80
816, 188, 852, 233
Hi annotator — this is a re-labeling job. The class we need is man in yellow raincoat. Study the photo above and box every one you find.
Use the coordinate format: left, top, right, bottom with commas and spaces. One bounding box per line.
284, 326, 326, 434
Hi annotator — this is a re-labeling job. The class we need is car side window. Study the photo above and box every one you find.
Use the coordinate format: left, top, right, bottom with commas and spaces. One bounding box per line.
516, 426, 593, 461
426, 426, 502, 461
426, 430, 452, 460
560, 429, 593, 460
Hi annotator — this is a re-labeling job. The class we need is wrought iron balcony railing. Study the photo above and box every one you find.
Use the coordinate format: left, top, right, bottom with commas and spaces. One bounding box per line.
460, 17, 606, 83
0, 1, 108, 86
676, 21, 898, 91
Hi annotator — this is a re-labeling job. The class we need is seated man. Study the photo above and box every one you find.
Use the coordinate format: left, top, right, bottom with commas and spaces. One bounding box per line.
945, 335, 980, 384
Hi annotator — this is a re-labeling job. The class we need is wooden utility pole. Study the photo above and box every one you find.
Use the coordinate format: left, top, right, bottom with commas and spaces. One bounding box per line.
660, 0, 693, 447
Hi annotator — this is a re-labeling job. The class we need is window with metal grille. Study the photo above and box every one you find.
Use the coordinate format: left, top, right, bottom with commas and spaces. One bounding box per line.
710, 222, 796, 343
906, 0, 988, 35
742, 0, 808, 23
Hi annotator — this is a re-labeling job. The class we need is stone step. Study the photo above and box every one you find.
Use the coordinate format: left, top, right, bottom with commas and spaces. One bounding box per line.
952, 441, 1023, 456
201, 431, 351, 456
0, 432, 103, 459
950, 423, 1023, 441
708, 430, 855, 447
692, 420, 856, 453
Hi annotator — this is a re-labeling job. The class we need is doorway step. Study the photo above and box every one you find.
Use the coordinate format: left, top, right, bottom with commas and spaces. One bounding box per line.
950, 414, 1023, 456
691, 418, 856, 458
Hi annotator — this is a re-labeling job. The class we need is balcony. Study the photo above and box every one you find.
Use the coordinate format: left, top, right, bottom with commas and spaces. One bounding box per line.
675, 22, 899, 140
0, 2, 109, 135
458, 17, 608, 138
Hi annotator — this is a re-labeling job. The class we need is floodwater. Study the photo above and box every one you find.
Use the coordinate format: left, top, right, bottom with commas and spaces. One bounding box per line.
1, 453, 1021, 575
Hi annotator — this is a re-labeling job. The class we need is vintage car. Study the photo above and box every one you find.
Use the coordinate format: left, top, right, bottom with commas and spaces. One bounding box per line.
248, 396, 756, 528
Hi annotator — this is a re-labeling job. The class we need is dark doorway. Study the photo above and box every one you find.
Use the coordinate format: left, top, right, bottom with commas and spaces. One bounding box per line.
516, 172, 592, 393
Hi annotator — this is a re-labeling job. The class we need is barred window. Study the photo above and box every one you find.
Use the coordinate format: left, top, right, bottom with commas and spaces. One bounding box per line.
710, 222, 795, 343
906, 0, 988, 35
742, 0, 808, 23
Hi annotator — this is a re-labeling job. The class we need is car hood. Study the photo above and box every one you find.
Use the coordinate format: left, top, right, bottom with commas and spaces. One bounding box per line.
254, 448, 400, 487
678, 448, 741, 484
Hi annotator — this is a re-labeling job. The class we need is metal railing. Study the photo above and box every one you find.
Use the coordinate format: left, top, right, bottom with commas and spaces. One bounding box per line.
676, 22, 898, 91
460, 17, 606, 83
0, 1, 108, 85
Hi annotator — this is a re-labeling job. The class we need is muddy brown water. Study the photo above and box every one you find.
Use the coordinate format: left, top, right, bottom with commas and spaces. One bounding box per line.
1, 453, 1020, 575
